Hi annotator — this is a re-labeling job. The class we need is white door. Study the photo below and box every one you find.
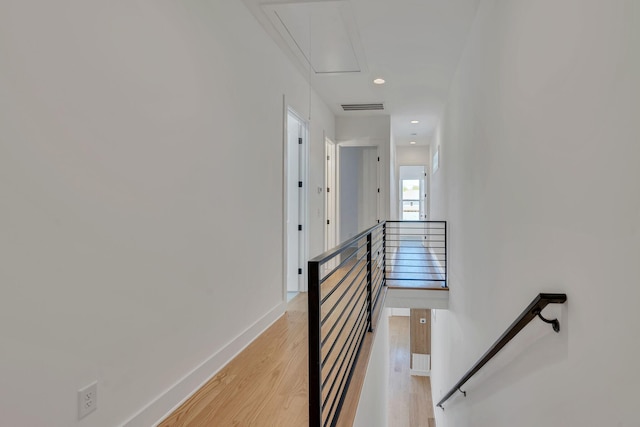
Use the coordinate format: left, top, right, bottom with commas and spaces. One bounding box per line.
286, 110, 307, 292
325, 138, 337, 251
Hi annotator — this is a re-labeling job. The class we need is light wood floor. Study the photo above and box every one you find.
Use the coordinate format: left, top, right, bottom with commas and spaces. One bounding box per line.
388, 316, 436, 427
160, 294, 435, 427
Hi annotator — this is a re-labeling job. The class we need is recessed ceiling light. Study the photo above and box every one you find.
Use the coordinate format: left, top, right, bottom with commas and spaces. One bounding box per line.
411, 120, 420, 124
410, 141, 416, 145
373, 78, 385, 85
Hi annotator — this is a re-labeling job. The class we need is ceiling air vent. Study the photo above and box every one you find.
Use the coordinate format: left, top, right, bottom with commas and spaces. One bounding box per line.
341, 103, 384, 111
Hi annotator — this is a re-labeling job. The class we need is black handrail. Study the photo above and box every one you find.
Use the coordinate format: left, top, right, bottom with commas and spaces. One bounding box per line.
308, 222, 386, 427
308, 220, 449, 426
436, 293, 567, 409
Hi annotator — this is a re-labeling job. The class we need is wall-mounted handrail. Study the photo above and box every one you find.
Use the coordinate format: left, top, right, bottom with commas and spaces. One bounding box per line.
436, 293, 567, 409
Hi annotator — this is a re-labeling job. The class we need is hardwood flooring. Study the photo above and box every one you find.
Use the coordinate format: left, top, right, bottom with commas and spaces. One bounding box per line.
385, 228, 447, 290
159, 295, 309, 427
388, 316, 436, 427
160, 294, 435, 427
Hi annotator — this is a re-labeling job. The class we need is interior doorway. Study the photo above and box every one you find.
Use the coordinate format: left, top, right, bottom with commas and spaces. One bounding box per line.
398, 165, 427, 220
338, 145, 380, 242
285, 109, 308, 293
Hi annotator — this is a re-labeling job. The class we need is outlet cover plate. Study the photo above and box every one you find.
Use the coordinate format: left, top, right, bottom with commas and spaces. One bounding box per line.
78, 382, 97, 419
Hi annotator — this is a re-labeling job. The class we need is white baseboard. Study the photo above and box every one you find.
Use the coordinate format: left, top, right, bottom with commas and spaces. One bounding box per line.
410, 369, 431, 377
121, 301, 287, 427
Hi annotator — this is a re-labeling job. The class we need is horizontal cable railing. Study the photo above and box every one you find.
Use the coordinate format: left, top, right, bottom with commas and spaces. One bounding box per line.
385, 220, 447, 288
308, 222, 386, 427
436, 293, 568, 409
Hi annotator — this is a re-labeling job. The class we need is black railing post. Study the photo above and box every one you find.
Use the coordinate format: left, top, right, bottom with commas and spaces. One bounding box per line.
382, 222, 387, 285
308, 261, 322, 427
366, 232, 373, 332
444, 220, 448, 287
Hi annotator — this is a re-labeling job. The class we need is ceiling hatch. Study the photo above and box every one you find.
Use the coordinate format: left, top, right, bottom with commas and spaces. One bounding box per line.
262, 1, 367, 74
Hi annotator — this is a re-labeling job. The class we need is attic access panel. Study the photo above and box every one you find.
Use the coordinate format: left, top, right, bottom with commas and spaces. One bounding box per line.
263, 1, 366, 74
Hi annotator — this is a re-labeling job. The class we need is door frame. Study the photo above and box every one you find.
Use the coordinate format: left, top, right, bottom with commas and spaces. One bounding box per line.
283, 104, 309, 297
398, 165, 428, 220
325, 136, 337, 252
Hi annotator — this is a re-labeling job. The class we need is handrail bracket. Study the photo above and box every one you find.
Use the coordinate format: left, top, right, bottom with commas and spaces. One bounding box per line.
437, 387, 466, 411
533, 309, 561, 333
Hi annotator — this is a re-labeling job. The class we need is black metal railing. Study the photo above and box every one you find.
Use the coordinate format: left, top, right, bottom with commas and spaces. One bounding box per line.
385, 220, 447, 288
436, 293, 568, 409
308, 222, 386, 427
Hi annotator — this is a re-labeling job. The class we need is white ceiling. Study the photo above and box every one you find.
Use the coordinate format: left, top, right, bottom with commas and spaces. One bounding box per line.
241, 0, 480, 146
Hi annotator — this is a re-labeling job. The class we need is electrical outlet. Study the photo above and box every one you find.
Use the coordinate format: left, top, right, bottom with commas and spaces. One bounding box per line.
78, 382, 98, 419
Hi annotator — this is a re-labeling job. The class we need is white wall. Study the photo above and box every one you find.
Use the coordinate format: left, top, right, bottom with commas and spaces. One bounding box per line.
0, 1, 334, 426
431, 1, 640, 426
396, 145, 429, 167
429, 126, 446, 221
389, 134, 398, 220
353, 308, 390, 427
308, 101, 337, 259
